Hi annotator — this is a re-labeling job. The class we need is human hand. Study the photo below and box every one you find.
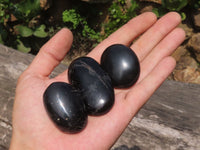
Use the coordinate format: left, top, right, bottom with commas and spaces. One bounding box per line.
10, 12, 185, 150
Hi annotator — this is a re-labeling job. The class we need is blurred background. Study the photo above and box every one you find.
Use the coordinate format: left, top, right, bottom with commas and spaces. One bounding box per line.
1, 0, 200, 84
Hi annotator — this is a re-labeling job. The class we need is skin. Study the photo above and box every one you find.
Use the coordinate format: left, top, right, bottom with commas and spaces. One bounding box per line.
10, 12, 185, 150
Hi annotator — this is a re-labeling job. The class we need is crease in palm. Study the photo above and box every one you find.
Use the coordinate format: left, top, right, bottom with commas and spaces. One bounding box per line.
11, 12, 185, 150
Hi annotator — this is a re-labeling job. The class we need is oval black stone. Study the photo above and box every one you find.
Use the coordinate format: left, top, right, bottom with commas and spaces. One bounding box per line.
68, 57, 114, 116
43, 82, 87, 133
101, 44, 140, 88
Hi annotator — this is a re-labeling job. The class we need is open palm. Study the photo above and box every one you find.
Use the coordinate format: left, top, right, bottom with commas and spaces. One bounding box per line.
10, 12, 185, 150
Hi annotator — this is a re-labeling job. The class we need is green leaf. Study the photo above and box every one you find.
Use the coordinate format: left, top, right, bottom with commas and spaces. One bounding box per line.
152, 8, 159, 17
15, 25, 33, 37
162, 0, 188, 11
152, 7, 167, 18
0, 9, 5, 17
180, 12, 186, 21
13, 0, 41, 20
62, 9, 81, 29
33, 25, 48, 38
16, 39, 31, 53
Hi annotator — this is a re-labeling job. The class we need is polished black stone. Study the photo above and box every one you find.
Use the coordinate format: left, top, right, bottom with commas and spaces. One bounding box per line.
43, 82, 87, 133
68, 57, 114, 116
101, 44, 140, 88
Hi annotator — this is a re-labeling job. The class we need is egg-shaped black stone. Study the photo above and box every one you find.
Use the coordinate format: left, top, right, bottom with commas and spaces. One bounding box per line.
68, 57, 114, 116
101, 44, 140, 88
43, 82, 87, 133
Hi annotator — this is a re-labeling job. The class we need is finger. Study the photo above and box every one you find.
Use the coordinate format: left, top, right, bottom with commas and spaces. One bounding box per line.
88, 12, 157, 62
55, 12, 157, 81
81, 57, 176, 149
125, 56, 176, 114
138, 27, 185, 81
131, 12, 181, 61
27, 28, 73, 77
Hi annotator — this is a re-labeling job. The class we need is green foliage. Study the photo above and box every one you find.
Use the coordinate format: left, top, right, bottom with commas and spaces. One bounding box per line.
153, 0, 200, 20
62, 9, 100, 41
82, 23, 100, 41
0, 0, 13, 45
16, 39, 31, 53
15, 25, 48, 38
191, 0, 200, 9
0, 0, 51, 53
5, 0, 199, 54
1, 0, 140, 52
103, 0, 139, 37
63, 9, 81, 29
15, 25, 33, 37
12, 0, 41, 22
33, 25, 48, 38
9, 24, 48, 53
162, 0, 188, 11
0, 0, 13, 23
152, 7, 166, 18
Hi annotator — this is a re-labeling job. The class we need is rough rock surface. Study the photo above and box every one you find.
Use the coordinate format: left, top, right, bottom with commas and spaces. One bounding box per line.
171, 46, 187, 62
188, 33, 200, 62
170, 23, 200, 84
172, 50, 200, 83
0, 44, 200, 149
137, 1, 200, 84
193, 9, 200, 30
112, 80, 200, 150
0, 44, 67, 149
178, 23, 194, 40
40, 0, 52, 10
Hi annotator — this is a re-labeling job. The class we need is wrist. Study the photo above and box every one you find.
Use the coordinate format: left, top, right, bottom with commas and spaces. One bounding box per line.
9, 133, 31, 150
9, 131, 38, 150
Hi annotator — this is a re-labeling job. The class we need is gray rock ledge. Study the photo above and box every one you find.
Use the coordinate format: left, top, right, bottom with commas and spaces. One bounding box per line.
0, 44, 200, 150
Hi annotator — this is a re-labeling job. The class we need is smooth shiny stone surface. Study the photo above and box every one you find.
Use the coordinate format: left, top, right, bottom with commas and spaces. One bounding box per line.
101, 44, 140, 88
68, 57, 114, 115
43, 82, 87, 133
